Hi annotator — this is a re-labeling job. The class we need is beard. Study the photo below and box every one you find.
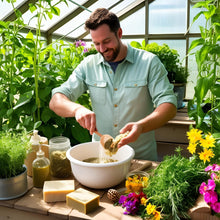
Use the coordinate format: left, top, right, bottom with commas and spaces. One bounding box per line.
100, 39, 121, 62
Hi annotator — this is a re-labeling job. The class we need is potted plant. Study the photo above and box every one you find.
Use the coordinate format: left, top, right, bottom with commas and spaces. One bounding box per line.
130, 41, 188, 109
0, 131, 31, 200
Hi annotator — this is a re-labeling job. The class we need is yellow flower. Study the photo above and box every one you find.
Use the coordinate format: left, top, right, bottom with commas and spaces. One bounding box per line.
153, 210, 161, 220
125, 174, 148, 193
187, 128, 202, 143
141, 197, 147, 206
146, 203, 156, 215
187, 142, 197, 154
199, 148, 215, 163
200, 133, 215, 148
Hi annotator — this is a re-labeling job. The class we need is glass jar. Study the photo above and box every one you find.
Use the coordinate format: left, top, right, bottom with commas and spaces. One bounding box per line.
32, 150, 50, 188
49, 136, 72, 178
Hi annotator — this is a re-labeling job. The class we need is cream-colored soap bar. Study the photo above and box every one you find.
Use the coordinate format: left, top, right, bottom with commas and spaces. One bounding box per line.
43, 180, 75, 202
66, 188, 99, 214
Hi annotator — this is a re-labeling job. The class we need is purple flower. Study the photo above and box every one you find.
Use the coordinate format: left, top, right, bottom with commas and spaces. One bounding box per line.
204, 191, 218, 204
75, 40, 86, 47
211, 202, 220, 213
119, 195, 127, 205
124, 199, 139, 215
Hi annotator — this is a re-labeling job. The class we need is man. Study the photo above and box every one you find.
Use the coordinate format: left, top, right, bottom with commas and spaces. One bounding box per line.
49, 8, 177, 160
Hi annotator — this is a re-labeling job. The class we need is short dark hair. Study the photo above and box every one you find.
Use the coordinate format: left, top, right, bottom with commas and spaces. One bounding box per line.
85, 8, 120, 33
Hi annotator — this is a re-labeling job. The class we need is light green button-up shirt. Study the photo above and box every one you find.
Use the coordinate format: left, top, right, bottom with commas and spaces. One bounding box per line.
52, 44, 177, 160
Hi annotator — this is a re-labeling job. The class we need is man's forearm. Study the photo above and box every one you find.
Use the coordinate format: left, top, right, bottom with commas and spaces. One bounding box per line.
49, 93, 83, 117
137, 102, 177, 133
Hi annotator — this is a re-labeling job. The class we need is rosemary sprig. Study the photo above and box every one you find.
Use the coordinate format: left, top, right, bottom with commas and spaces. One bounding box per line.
144, 154, 208, 220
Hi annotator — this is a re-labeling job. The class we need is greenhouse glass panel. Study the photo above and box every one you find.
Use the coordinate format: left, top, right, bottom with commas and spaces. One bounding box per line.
149, 0, 187, 34
55, 0, 119, 38
186, 37, 200, 99
1, 0, 24, 20
189, 2, 206, 33
120, 7, 145, 35
148, 39, 186, 64
21, 0, 87, 31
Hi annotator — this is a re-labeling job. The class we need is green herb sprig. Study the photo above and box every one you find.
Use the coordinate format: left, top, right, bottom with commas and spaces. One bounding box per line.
0, 131, 30, 178
144, 154, 208, 220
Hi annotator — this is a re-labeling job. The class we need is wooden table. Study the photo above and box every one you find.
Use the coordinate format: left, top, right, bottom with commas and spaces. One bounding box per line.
0, 160, 218, 220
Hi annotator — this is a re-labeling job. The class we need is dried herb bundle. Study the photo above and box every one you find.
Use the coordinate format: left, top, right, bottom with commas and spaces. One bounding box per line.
144, 154, 208, 220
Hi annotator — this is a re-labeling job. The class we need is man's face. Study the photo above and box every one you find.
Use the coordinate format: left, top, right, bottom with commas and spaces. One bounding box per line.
90, 24, 121, 62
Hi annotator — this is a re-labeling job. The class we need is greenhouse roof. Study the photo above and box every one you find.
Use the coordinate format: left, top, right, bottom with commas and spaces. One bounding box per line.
1, 0, 202, 43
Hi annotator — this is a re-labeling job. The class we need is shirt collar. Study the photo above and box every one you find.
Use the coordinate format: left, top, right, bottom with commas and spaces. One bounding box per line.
96, 43, 134, 65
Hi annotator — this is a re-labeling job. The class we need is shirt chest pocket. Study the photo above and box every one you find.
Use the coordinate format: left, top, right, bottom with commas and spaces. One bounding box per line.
86, 80, 107, 104
125, 80, 148, 101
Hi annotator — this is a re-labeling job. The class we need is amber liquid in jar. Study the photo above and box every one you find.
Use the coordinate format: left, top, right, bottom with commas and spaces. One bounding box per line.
32, 150, 50, 188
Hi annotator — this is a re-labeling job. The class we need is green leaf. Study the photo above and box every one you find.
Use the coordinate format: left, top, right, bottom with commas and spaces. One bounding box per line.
130, 41, 142, 49
41, 108, 52, 123
13, 91, 33, 110
71, 120, 91, 143
212, 84, 220, 97
33, 121, 42, 130
29, 3, 37, 13
51, 6, 60, 16
188, 38, 205, 53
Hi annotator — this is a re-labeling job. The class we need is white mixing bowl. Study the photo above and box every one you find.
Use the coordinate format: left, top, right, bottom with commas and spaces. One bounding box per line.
66, 141, 135, 189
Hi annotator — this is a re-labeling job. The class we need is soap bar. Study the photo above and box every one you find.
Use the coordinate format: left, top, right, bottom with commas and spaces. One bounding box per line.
43, 180, 75, 202
66, 188, 99, 214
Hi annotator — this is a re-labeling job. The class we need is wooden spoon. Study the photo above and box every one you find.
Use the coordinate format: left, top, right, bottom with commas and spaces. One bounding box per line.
94, 131, 129, 156
94, 131, 114, 150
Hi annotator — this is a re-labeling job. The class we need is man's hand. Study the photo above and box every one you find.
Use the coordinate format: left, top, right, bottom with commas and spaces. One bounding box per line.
117, 122, 143, 148
75, 107, 97, 135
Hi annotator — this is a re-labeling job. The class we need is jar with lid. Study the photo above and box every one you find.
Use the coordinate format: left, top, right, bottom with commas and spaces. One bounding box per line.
49, 136, 72, 178
32, 148, 50, 188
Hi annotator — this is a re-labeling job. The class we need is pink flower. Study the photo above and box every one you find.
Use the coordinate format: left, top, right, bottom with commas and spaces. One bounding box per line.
211, 202, 220, 213
199, 180, 216, 195
211, 172, 218, 180
205, 164, 220, 172
204, 191, 218, 204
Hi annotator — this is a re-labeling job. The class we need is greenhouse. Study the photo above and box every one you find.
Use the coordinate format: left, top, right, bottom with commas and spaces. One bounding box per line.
0, 0, 220, 220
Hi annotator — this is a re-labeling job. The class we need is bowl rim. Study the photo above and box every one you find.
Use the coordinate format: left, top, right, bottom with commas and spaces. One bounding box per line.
66, 141, 135, 168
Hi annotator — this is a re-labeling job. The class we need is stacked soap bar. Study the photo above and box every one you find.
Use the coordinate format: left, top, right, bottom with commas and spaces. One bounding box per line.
67, 188, 100, 214
43, 180, 75, 202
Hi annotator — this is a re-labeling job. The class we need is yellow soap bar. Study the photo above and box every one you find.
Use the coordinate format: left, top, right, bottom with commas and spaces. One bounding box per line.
43, 180, 75, 202
66, 188, 99, 214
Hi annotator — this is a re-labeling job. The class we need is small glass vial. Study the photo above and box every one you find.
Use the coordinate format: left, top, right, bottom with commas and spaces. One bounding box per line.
49, 136, 72, 178
32, 148, 50, 188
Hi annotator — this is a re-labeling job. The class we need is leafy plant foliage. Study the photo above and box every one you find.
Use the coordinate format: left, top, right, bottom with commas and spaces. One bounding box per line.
144, 152, 207, 220
187, 0, 220, 162
0, 0, 95, 145
130, 41, 188, 84
0, 131, 31, 178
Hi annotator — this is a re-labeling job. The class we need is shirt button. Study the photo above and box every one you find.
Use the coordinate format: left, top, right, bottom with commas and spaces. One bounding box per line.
109, 70, 113, 74
114, 104, 118, 108
114, 88, 117, 91
114, 124, 117, 127
134, 84, 137, 86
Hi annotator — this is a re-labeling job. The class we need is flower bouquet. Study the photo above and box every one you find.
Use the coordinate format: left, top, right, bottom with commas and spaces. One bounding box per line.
199, 164, 220, 216
118, 173, 161, 220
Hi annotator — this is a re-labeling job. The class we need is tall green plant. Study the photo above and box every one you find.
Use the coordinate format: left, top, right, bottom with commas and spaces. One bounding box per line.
0, 0, 92, 145
188, 0, 220, 163
188, 0, 220, 134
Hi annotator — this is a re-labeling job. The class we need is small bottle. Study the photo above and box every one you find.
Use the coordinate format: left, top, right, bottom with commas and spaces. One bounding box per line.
25, 130, 49, 177
32, 146, 50, 188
